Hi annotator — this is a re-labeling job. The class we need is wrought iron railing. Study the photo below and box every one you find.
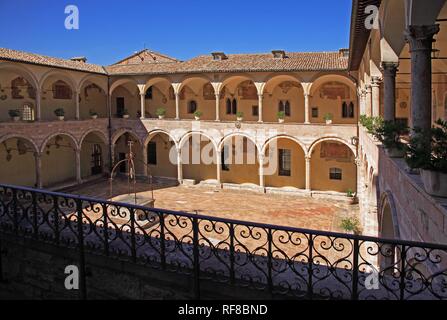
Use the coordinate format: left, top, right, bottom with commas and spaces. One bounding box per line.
0, 183, 446, 300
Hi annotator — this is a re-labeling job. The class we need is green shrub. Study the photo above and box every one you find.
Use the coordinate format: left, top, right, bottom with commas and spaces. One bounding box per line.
8, 109, 20, 117
236, 111, 244, 118
155, 108, 166, 116
54, 108, 65, 116
340, 217, 361, 234
373, 120, 408, 150
193, 110, 203, 117
277, 111, 285, 119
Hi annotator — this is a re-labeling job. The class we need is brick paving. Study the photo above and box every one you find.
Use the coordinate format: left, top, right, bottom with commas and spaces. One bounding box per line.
65, 177, 360, 233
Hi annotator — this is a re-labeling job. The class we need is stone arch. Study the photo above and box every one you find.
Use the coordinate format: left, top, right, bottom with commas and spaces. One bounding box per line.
78, 74, 108, 93
145, 129, 179, 150
262, 73, 304, 94
0, 134, 39, 154
0, 62, 39, 90
379, 191, 400, 239
179, 131, 218, 151
79, 129, 108, 147
109, 77, 138, 95
111, 129, 142, 146
40, 132, 79, 154
261, 134, 307, 156
308, 73, 357, 95
79, 130, 108, 179
308, 136, 356, 156
39, 69, 77, 92
178, 75, 213, 93
144, 130, 178, 180
218, 132, 261, 154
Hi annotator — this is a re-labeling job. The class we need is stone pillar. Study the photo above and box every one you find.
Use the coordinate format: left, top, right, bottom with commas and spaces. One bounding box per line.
35, 152, 42, 189
177, 149, 183, 183
216, 150, 222, 185
75, 148, 82, 184
140, 93, 146, 120
75, 91, 80, 120
304, 93, 310, 124
365, 85, 372, 117
405, 25, 440, 133
35, 90, 41, 121
371, 76, 381, 117
305, 155, 311, 191
360, 89, 367, 116
215, 94, 220, 121
258, 154, 265, 190
142, 145, 148, 176
258, 94, 263, 123
381, 62, 399, 122
175, 93, 180, 120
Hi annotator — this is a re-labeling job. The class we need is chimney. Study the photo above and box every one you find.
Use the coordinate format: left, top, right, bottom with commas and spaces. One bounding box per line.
272, 50, 286, 59
70, 56, 87, 63
211, 52, 228, 61
339, 49, 349, 58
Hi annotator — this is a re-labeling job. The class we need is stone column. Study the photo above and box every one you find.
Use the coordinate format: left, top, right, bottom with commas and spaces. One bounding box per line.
258, 154, 265, 190
35, 152, 42, 189
175, 93, 180, 120
305, 155, 311, 191
215, 94, 220, 121
142, 145, 148, 176
258, 94, 264, 123
75, 91, 80, 120
140, 93, 146, 120
365, 85, 372, 117
371, 77, 381, 117
360, 89, 367, 116
304, 93, 311, 124
381, 62, 399, 122
35, 90, 41, 121
75, 148, 82, 184
176, 149, 183, 183
216, 150, 222, 185
405, 25, 440, 133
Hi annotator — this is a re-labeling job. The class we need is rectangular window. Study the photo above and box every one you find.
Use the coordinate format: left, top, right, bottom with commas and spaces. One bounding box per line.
278, 149, 291, 176
222, 145, 230, 171
312, 107, 319, 118
329, 168, 342, 180
116, 97, 125, 116
342, 102, 348, 118
252, 105, 259, 116
147, 142, 157, 165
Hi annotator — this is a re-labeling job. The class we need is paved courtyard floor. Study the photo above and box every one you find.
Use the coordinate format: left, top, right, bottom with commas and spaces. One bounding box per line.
64, 177, 360, 233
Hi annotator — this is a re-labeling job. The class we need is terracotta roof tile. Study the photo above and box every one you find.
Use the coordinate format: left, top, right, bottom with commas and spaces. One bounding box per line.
0, 48, 106, 74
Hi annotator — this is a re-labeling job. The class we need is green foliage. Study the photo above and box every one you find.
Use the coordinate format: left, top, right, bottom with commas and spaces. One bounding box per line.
155, 108, 166, 116
8, 109, 20, 117
89, 109, 98, 116
340, 217, 361, 233
323, 113, 333, 121
346, 189, 354, 198
277, 111, 285, 119
406, 119, 447, 173
373, 120, 408, 150
54, 108, 65, 116
236, 111, 244, 118
359, 115, 384, 134
193, 110, 203, 117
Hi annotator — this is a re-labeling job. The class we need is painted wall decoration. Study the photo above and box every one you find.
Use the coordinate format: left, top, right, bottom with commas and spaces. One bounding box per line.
320, 142, 351, 160
203, 83, 215, 100
278, 81, 301, 94
319, 82, 350, 100
237, 81, 258, 100
11, 77, 36, 99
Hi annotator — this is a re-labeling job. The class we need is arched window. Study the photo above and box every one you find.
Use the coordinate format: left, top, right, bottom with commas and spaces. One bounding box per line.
187, 100, 197, 114
342, 101, 348, 118
231, 99, 237, 114
52, 80, 72, 100
145, 86, 153, 100
226, 98, 232, 114
22, 103, 34, 121
278, 100, 291, 116
349, 102, 355, 118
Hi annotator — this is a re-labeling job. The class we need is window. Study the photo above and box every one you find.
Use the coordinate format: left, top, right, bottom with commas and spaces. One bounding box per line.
145, 86, 153, 100
278, 100, 291, 116
252, 105, 259, 116
226, 98, 232, 114
53, 80, 72, 100
147, 142, 157, 165
116, 97, 125, 116
22, 103, 34, 121
222, 145, 230, 171
329, 168, 342, 180
349, 102, 355, 118
342, 101, 355, 118
278, 149, 291, 176
312, 107, 319, 118
231, 99, 237, 114
188, 100, 197, 114
91, 144, 102, 175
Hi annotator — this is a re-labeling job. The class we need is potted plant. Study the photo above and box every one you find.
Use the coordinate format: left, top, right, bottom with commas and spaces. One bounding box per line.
340, 217, 361, 235
122, 109, 130, 119
373, 120, 408, 158
54, 108, 65, 120
236, 111, 244, 122
406, 119, 447, 197
346, 189, 358, 205
89, 109, 98, 119
277, 111, 285, 123
8, 109, 20, 121
156, 107, 166, 120
193, 110, 203, 121
323, 113, 333, 125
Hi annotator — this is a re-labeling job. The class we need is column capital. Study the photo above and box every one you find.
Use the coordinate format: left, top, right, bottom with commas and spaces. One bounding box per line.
365, 84, 372, 92
370, 76, 382, 87
405, 25, 440, 52
381, 61, 399, 72
305, 155, 311, 161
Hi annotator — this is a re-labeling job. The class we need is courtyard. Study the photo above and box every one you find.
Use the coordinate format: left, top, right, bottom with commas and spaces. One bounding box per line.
63, 177, 360, 234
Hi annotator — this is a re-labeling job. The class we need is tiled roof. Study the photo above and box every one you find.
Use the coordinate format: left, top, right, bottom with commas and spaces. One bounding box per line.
105, 51, 349, 75
0, 48, 107, 74
113, 49, 179, 65
0, 48, 349, 76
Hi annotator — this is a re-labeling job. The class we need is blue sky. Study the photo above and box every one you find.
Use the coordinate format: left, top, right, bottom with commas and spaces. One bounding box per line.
0, 0, 352, 65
